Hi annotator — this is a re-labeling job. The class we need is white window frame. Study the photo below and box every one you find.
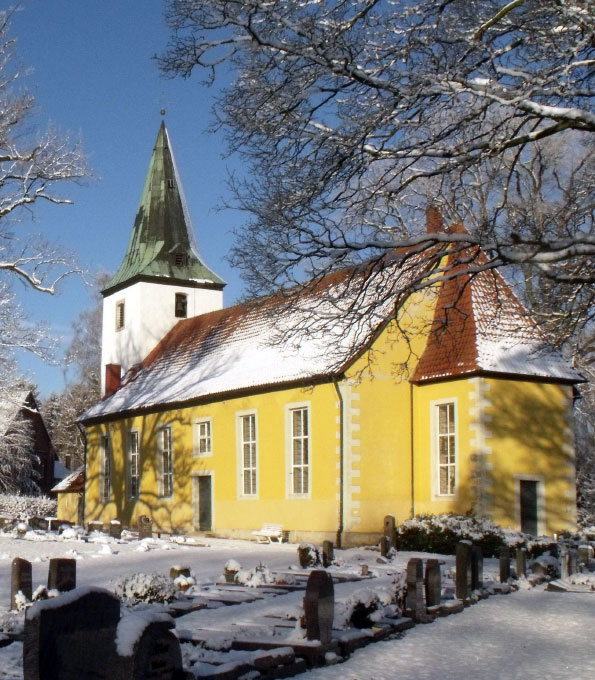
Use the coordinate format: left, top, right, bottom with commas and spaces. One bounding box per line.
285, 402, 311, 498
100, 433, 112, 502
431, 398, 458, 499
193, 417, 213, 458
127, 429, 140, 500
157, 426, 174, 499
236, 410, 258, 499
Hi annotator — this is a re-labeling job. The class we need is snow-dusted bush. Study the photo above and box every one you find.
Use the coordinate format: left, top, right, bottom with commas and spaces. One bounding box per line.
0, 493, 56, 522
113, 572, 177, 605
298, 543, 321, 568
235, 564, 276, 588
396, 514, 515, 557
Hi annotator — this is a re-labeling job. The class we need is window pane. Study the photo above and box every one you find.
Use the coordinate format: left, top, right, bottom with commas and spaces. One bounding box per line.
440, 466, 448, 495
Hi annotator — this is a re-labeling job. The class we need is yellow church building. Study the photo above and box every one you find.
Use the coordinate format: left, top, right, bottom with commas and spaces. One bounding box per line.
78, 123, 581, 545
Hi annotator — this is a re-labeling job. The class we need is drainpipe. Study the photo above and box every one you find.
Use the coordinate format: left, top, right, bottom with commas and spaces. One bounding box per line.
76, 422, 87, 527
333, 379, 345, 548
410, 382, 415, 519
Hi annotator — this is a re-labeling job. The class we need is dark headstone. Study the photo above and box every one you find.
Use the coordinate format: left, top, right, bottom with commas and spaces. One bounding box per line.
471, 545, 483, 591
88, 520, 104, 533
298, 544, 321, 568
559, 546, 569, 579
48, 558, 76, 592
455, 542, 472, 600
322, 540, 334, 568
170, 566, 191, 580
499, 546, 511, 583
23, 587, 121, 680
383, 515, 397, 549
567, 549, 577, 576
405, 558, 425, 621
379, 536, 390, 559
304, 570, 334, 645
109, 520, 122, 539
577, 545, 593, 568
11, 557, 32, 610
29, 517, 49, 531
111, 618, 184, 680
138, 515, 153, 540
516, 548, 527, 578
425, 559, 441, 607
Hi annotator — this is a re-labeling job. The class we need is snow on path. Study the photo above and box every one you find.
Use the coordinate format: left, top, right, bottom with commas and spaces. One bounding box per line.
302, 588, 595, 680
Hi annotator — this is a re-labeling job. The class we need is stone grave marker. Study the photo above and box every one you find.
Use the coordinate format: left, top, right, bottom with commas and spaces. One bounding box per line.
567, 549, 577, 576
109, 520, 122, 539
559, 546, 570, 579
23, 587, 121, 680
322, 540, 334, 567
456, 541, 472, 600
138, 515, 153, 539
471, 545, 483, 591
516, 548, 528, 578
111, 617, 187, 680
11, 557, 32, 610
48, 558, 76, 592
304, 570, 334, 645
88, 520, 104, 533
577, 545, 593, 569
379, 535, 390, 559
29, 517, 49, 531
424, 559, 441, 608
383, 515, 397, 549
499, 546, 511, 583
405, 558, 425, 621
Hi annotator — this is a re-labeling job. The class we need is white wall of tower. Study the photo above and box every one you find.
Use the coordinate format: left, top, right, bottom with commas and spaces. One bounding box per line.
101, 281, 223, 394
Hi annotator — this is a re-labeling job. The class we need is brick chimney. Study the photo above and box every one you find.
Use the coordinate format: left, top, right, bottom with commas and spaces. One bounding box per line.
426, 206, 444, 233
105, 364, 121, 398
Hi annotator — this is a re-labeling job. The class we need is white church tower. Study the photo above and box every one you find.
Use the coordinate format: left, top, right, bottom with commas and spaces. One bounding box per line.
101, 121, 225, 396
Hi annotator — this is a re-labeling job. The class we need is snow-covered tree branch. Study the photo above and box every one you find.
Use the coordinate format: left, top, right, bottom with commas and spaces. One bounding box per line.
160, 0, 594, 301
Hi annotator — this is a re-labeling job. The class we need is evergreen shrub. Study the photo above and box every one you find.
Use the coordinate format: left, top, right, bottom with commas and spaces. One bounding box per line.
0, 494, 57, 522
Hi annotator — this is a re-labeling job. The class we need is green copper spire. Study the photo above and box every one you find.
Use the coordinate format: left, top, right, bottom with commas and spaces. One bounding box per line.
103, 121, 225, 295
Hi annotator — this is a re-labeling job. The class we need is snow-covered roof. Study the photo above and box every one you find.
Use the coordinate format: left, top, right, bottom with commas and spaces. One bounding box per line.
0, 389, 33, 436
412, 254, 582, 383
82, 249, 580, 422
51, 466, 84, 493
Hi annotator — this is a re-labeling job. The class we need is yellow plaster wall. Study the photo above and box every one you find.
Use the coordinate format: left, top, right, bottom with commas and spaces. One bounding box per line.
85, 382, 340, 535
484, 378, 576, 534
57, 492, 81, 523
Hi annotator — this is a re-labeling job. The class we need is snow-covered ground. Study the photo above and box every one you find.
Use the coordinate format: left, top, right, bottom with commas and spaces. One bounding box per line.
0, 530, 593, 679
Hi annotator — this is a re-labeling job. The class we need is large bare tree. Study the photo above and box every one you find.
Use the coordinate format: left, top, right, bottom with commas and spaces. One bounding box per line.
0, 9, 87, 397
160, 0, 594, 307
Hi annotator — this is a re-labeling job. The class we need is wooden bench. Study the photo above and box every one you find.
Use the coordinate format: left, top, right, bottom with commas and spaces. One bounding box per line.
252, 523, 287, 544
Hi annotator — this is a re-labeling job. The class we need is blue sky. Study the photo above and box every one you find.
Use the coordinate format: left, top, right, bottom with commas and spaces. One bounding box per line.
11, 1, 246, 397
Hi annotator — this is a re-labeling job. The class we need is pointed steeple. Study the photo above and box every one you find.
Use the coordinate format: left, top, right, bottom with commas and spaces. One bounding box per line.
103, 121, 225, 295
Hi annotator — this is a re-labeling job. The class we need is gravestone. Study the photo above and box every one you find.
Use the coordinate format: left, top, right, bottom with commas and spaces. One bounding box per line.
516, 548, 527, 578
23, 588, 121, 680
424, 559, 441, 607
577, 545, 593, 569
455, 541, 472, 600
138, 515, 153, 540
322, 540, 334, 568
48, 558, 76, 592
499, 546, 511, 583
471, 545, 483, 591
88, 520, 104, 533
29, 517, 49, 531
383, 515, 397, 549
170, 566, 191, 580
567, 549, 577, 576
109, 520, 122, 539
11, 557, 32, 610
111, 618, 186, 680
379, 535, 390, 559
559, 546, 570, 579
304, 570, 334, 645
405, 558, 425, 621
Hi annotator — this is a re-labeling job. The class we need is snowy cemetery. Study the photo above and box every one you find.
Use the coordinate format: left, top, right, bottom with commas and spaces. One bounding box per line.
0, 515, 593, 679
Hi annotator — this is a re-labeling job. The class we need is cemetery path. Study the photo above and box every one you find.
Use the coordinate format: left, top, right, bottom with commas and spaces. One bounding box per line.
301, 587, 595, 680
